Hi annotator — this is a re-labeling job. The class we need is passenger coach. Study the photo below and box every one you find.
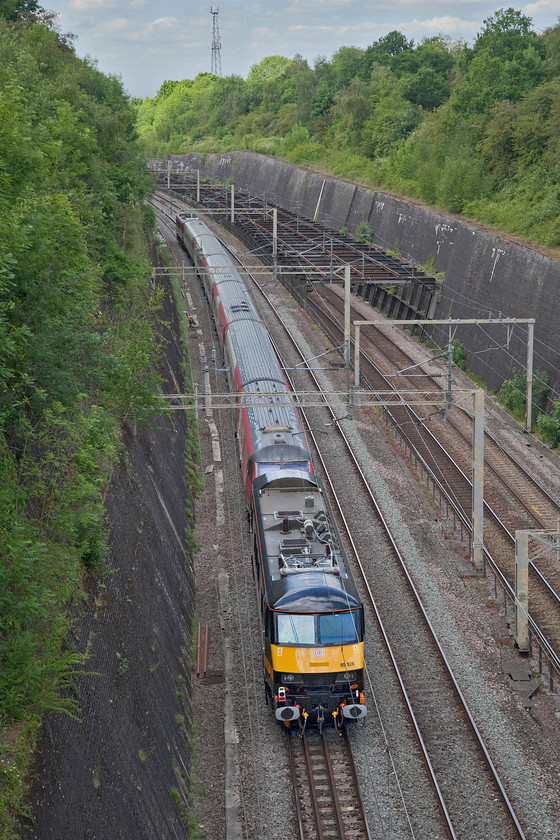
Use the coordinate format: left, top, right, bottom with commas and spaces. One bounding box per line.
177, 211, 312, 497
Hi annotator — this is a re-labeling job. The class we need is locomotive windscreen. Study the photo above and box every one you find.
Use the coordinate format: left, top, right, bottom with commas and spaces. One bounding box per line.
276, 611, 362, 645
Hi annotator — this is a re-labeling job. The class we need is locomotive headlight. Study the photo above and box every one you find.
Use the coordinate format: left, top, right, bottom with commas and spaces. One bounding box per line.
337, 671, 356, 682
281, 673, 296, 682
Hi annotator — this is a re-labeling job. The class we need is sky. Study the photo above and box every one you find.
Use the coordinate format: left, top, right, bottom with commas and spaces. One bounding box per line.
51, 0, 560, 99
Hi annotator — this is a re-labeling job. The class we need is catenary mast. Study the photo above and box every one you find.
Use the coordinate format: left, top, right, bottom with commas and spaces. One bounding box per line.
210, 7, 222, 76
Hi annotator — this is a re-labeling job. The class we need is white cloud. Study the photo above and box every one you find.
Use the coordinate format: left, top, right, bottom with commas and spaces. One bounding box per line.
102, 17, 130, 34
524, 0, 560, 12
411, 15, 479, 37
145, 17, 179, 33
65, 0, 119, 10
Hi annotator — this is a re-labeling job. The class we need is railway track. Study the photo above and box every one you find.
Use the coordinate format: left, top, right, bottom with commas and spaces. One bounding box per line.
287, 727, 371, 840
153, 193, 539, 837
305, 284, 560, 677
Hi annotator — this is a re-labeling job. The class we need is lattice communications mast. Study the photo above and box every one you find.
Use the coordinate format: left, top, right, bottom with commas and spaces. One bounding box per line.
210, 7, 222, 76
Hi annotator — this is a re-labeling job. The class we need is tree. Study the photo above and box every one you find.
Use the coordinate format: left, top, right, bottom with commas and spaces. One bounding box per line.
331, 45, 364, 87
311, 81, 336, 117
156, 80, 179, 100
247, 55, 291, 84
246, 55, 291, 111
0, 0, 40, 20
401, 66, 449, 110
361, 31, 413, 79
480, 100, 517, 176
474, 7, 543, 62
479, 7, 534, 38
332, 76, 372, 149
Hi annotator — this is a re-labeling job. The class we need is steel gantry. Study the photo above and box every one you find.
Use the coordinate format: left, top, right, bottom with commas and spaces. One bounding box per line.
353, 317, 536, 432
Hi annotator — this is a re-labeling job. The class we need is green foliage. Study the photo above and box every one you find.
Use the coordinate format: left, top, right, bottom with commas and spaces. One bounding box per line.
452, 339, 467, 371
0, 0, 39, 20
355, 221, 374, 245
498, 368, 549, 423
0, 12, 163, 835
536, 401, 560, 448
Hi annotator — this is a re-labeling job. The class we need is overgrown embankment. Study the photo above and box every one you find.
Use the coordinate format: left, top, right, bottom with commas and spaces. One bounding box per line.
136, 9, 560, 250
0, 10, 189, 837
19, 260, 198, 839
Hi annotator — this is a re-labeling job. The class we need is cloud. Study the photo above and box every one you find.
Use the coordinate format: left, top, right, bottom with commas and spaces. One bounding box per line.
145, 17, 179, 34
523, 0, 560, 24
86, 14, 181, 45
524, 0, 560, 12
411, 15, 480, 37
102, 17, 130, 34
65, 0, 119, 10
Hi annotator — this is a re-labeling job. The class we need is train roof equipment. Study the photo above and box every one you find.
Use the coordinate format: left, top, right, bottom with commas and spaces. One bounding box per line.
252, 470, 361, 612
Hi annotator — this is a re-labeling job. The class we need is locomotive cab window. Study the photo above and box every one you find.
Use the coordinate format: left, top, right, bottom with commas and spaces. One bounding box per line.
276, 610, 362, 646
276, 613, 315, 645
256, 462, 309, 476
319, 611, 362, 645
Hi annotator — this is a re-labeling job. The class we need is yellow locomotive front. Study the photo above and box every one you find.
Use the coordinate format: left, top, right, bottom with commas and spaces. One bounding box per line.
251, 470, 367, 729
267, 600, 366, 728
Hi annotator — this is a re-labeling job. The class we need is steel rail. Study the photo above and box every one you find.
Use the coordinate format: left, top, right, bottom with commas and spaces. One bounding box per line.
156, 196, 526, 836
285, 730, 306, 840
341, 727, 373, 840
307, 295, 560, 663
302, 732, 326, 840
223, 240, 527, 840
321, 732, 347, 840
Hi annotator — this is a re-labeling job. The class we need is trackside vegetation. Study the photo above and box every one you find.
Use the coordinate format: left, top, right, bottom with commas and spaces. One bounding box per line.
136, 7, 560, 250
498, 369, 560, 446
0, 6, 161, 835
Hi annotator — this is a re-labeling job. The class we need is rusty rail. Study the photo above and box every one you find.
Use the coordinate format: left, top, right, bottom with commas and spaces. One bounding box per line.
196, 624, 209, 678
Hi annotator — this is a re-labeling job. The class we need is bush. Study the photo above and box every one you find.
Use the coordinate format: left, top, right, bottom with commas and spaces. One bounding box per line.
536, 411, 560, 448
498, 368, 549, 423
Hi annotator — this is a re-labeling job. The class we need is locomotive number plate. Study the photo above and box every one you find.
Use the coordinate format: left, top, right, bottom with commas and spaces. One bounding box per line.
313, 649, 324, 657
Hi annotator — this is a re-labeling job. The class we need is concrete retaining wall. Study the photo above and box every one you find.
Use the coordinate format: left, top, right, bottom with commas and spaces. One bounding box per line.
169, 151, 560, 401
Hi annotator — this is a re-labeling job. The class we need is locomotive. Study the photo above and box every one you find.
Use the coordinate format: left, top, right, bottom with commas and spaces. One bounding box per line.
176, 211, 366, 728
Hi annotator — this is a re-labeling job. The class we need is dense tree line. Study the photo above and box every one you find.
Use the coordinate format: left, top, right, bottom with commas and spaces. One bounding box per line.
0, 8, 158, 834
136, 7, 560, 247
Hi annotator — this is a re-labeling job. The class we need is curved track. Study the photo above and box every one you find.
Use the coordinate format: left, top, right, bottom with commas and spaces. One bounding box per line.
306, 284, 560, 676
153, 193, 529, 838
